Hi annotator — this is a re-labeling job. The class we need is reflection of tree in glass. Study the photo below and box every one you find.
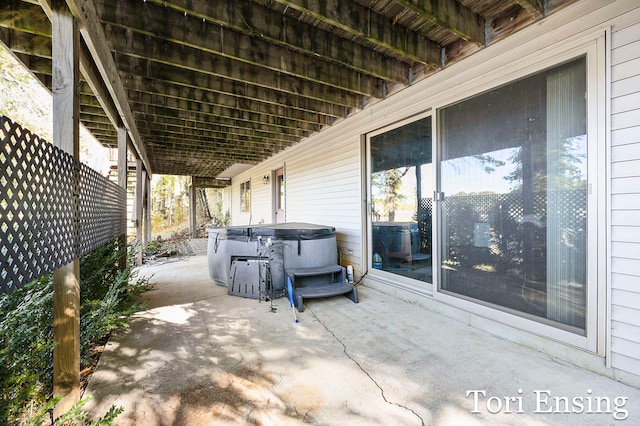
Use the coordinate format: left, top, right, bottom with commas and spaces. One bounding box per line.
445, 154, 506, 175
442, 154, 507, 196
372, 167, 410, 222
503, 136, 587, 191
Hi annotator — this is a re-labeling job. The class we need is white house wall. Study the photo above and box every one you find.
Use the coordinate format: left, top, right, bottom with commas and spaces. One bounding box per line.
610, 13, 640, 379
285, 137, 363, 273
230, 0, 640, 383
230, 136, 364, 274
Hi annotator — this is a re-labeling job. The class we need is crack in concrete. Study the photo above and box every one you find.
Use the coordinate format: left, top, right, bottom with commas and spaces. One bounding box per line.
307, 307, 425, 426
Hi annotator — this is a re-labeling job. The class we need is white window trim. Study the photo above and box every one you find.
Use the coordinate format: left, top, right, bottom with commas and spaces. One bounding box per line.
365, 110, 435, 296
240, 179, 251, 214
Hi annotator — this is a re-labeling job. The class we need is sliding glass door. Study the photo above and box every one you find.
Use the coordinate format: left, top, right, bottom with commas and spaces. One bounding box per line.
438, 57, 588, 332
368, 115, 433, 285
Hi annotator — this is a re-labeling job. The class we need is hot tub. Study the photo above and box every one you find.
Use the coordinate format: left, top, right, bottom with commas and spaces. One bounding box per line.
208, 223, 338, 297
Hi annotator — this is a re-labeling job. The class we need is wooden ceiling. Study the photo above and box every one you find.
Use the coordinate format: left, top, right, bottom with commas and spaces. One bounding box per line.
1, 0, 577, 181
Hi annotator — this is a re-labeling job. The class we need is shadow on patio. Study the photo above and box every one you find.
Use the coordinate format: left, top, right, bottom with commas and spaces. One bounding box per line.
85, 256, 639, 425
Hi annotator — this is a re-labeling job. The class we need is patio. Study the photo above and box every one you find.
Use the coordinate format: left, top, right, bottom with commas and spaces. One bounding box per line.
84, 255, 640, 425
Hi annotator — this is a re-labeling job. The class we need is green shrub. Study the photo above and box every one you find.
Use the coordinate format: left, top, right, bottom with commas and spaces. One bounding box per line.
0, 275, 55, 422
79, 242, 149, 364
0, 239, 150, 424
27, 397, 124, 426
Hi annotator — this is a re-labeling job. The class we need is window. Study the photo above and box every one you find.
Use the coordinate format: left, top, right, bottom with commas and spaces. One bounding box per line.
240, 180, 251, 213
438, 57, 588, 332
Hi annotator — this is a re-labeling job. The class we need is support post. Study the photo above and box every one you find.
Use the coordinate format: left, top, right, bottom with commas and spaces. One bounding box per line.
135, 159, 143, 265
189, 176, 197, 238
117, 126, 128, 265
144, 172, 151, 246
51, 0, 80, 418
117, 126, 127, 189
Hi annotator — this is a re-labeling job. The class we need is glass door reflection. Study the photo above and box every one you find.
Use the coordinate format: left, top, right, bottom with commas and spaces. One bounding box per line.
369, 115, 433, 284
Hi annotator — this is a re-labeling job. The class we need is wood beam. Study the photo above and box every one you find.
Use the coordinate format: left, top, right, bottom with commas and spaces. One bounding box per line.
136, 129, 297, 150
79, 104, 115, 117
0, 1, 51, 37
271, 0, 441, 66
135, 115, 300, 143
136, 123, 297, 148
97, 1, 385, 97
142, 128, 292, 151
146, 152, 285, 168
131, 105, 311, 137
393, 0, 485, 44
142, 126, 293, 148
50, 0, 80, 418
82, 128, 116, 139
127, 99, 323, 135
126, 90, 328, 128
144, 136, 292, 157
145, 156, 240, 169
111, 39, 365, 109
115, 53, 362, 109
142, 0, 409, 84
52, 0, 152, 175
137, 126, 303, 151
145, 155, 252, 178
146, 144, 270, 159
0, 27, 51, 57
78, 112, 112, 125
514, 0, 545, 16
82, 121, 117, 132
77, 39, 121, 132
122, 74, 348, 118
11, 51, 51, 73
81, 131, 116, 142
190, 177, 230, 189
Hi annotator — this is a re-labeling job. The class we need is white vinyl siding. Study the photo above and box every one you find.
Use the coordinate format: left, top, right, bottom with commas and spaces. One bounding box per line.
229, 138, 364, 276
610, 14, 640, 378
248, 175, 271, 224
285, 140, 363, 274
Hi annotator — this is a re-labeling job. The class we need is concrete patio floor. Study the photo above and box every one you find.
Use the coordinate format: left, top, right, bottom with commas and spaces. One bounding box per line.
85, 255, 640, 425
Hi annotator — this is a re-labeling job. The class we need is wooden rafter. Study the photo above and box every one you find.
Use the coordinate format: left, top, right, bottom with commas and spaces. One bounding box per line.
131, 88, 327, 124
514, 0, 545, 16
122, 0, 410, 84
136, 123, 298, 148
123, 74, 348, 118
271, 0, 441, 67
97, 2, 384, 98
394, 0, 485, 44
125, 84, 339, 125
113, 51, 363, 109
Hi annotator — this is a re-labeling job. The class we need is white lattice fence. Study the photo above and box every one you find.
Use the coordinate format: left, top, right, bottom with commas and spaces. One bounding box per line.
1, 116, 126, 294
